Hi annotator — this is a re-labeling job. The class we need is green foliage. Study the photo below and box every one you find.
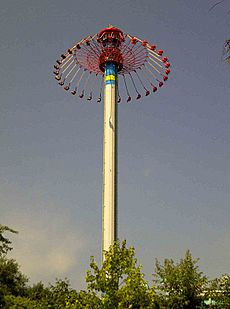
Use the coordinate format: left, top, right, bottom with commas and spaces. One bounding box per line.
154, 250, 207, 308
0, 224, 27, 307
67, 290, 101, 309
44, 279, 78, 308
0, 225, 229, 308
0, 225, 18, 257
3, 294, 39, 308
206, 275, 230, 308
2, 279, 79, 308
26, 281, 49, 302
0, 257, 28, 308
84, 240, 156, 308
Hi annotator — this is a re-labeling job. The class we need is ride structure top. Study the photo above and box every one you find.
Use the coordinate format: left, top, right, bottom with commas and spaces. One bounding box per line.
53, 25, 171, 102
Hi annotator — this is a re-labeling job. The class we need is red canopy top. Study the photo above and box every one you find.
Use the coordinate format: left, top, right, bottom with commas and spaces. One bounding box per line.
98, 25, 124, 40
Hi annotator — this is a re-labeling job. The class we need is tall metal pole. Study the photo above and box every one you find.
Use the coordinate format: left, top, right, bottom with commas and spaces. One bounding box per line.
102, 62, 117, 259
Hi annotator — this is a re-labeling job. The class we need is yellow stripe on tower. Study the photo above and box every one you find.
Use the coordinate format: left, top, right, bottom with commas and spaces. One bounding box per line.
105, 75, 116, 81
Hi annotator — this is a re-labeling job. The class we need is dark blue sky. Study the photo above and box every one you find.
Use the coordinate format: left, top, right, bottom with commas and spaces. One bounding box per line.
1, 0, 229, 288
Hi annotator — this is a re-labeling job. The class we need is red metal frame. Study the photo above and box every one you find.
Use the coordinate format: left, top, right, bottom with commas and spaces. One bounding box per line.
53, 25, 171, 101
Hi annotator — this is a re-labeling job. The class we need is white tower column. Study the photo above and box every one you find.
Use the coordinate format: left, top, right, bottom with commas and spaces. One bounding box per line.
102, 62, 117, 260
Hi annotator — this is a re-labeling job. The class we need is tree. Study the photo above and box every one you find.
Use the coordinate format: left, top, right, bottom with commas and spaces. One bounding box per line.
3, 295, 39, 309
3, 279, 79, 308
209, 0, 229, 12
36, 279, 78, 308
209, 0, 230, 64
0, 225, 18, 257
0, 225, 28, 307
223, 39, 230, 64
75, 240, 157, 308
206, 274, 230, 308
153, 250, 207, 308
1, 225, 229, 308
0, 257, 29, 307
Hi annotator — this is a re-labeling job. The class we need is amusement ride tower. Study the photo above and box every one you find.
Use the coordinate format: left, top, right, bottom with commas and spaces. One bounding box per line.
53, 25, 171, 259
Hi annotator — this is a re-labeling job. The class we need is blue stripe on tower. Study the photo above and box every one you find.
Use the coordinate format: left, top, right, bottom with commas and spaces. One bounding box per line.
105, 63, 117, 85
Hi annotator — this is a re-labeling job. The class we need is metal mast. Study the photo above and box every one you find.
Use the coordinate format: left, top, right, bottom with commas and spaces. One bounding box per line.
97, 25, 124, 258
102, 62, 118, 257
